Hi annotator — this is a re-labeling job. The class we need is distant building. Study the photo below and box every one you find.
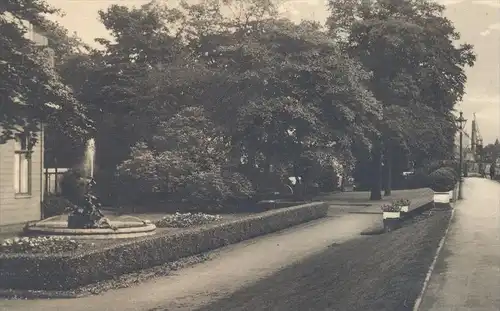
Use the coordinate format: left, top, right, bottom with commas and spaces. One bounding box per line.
454, 130, 474, 162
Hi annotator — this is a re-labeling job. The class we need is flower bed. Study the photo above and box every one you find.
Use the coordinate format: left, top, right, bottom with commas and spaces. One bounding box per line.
1, 236, 83, 254
380, 203, 401, 213
0, 202, 328, 292
155, 212, 222, 228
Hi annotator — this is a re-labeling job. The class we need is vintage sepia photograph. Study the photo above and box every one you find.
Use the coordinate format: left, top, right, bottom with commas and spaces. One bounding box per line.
0, 0, 498, 310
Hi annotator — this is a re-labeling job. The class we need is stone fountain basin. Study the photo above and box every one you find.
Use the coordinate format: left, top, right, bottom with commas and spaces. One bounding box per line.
24, 216, 156, 240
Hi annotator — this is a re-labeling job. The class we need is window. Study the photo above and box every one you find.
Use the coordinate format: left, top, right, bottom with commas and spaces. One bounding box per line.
14, 133, 32, 195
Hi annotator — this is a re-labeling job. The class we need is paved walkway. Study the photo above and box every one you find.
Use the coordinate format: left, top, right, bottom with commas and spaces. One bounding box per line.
418, 177, 500, 310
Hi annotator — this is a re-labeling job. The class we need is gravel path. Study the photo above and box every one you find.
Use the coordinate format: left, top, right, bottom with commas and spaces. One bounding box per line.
191, 207, 451, 311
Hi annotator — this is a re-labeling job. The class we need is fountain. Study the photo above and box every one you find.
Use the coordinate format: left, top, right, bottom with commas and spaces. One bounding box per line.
24, 138, 156, 239
84, 138, 95, 181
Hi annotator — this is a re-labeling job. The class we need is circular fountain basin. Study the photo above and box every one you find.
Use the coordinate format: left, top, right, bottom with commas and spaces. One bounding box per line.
24, 216, 156, 239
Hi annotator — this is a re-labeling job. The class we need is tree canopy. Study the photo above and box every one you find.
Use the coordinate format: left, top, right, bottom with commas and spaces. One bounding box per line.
3, 0, 476, 207
327, 0, 475, 198
0, 0, 91, 143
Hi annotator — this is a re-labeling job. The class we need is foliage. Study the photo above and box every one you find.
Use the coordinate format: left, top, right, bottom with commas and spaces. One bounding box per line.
67, 179, 105, 229
11, 0, 475, 206
0, 202, 327, 291
115, 107, 255, 209
327, 0, 475, 197
0, 236, 81, 254
428, 167, 456, 192
404, 169, 431, 189
60, 169, 87, 204
393, 198, 411, 207
91, 0, 382, 207
155, 212, 222, 228
42, 195, 75, 218
380, 203, 401, 213
0, 0, 91, 144
481, 139, 500, 163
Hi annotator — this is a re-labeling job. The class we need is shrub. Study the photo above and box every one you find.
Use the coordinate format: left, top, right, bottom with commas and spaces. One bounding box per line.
0, 202, 327, 291
423, 160, 459, 175
440, 166, 459, 181
155, 212, 222, 228
60, 168, 87, 205
178, 170, 254, 211
428, 167, 456, 192
1, 236, 81, 254
42, 195, 75, 218
116, 143, 255, 212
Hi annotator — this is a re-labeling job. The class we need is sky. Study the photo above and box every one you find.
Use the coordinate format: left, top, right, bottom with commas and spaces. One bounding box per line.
46, 0, 500, 144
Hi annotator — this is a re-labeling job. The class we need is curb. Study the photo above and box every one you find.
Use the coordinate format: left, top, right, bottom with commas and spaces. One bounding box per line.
412, 199, 458, 311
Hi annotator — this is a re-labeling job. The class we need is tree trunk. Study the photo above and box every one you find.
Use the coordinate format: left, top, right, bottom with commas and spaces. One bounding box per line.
370, 142, 383, 200
384, 146, 392, 196
340, 167, 346, 192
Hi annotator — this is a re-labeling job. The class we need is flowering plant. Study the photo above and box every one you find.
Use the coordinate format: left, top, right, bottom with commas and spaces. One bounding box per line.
0, 236, 82, 253
393, 198, 411, 207
155, 212, 222, 228
380, 203, 401, 213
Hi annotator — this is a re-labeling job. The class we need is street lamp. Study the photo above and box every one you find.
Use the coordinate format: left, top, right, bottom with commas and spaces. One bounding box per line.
477, 137, 483, 176
456, 111, 467, 200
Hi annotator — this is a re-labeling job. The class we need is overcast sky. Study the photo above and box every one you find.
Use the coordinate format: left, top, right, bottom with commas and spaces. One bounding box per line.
47, 0, 500, 144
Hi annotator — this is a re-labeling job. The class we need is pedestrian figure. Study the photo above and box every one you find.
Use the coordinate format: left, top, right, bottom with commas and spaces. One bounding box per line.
489, 162, 496, 180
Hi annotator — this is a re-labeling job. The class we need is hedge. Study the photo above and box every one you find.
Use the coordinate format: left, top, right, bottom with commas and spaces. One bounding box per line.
0, 202, 328, 291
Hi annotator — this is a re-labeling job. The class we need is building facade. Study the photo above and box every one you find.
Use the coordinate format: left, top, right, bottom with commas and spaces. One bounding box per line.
0, 132, 44, 225
0, 23, 50, 226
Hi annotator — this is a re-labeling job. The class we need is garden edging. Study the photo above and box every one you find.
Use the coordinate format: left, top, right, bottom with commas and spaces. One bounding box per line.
0, 202, 328, 295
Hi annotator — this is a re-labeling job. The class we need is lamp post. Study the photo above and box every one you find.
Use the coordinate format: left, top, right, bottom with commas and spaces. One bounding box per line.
456, 111, 467, 200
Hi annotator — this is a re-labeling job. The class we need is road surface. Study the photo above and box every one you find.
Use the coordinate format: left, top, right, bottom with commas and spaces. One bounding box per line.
418, 177, 500, 310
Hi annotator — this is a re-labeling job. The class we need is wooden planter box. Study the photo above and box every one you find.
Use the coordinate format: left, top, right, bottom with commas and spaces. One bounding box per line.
382, 211, 401, 232
433, 192, 451, 204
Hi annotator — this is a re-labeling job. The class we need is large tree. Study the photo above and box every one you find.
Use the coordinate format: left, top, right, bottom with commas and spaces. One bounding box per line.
192, 16, 382, 191
97, 0, 383, 204
327, 0, 475, 199
0, 0, 90, 144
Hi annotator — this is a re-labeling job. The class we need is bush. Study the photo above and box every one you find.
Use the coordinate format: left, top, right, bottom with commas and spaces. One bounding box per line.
115, 143, 255, 212
179, 170, 254, 211
428, 167, 456, 192
440, 166, 459, 181
60, 168, 87, 205
0, 202, 327, 291
423, 160, 459, 177
155, 212, 222, 228
42, 195, 75, 218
